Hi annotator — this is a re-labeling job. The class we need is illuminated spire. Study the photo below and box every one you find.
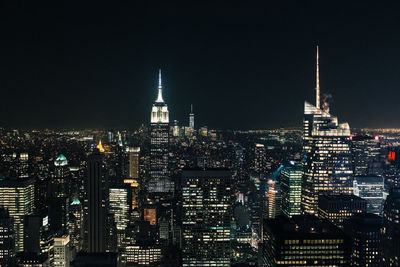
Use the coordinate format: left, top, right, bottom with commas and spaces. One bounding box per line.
316, 45, 320, 110
190, 104, 193, 114
156, 69, 164, 103
97, 140, 105, 153
158, 69, 162, 88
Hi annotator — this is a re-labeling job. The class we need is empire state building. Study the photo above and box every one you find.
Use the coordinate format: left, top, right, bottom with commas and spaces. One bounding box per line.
149, 70, 171, 193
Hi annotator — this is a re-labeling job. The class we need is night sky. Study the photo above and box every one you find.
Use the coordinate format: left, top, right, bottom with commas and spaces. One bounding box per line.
1, 1, 400, 130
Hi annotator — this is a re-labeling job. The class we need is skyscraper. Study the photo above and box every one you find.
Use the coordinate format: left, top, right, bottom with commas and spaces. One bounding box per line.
0, 207, 14, 266
84, 148, 108, 252
0, 177, 34, 252
109, 187, 129, 246
254, 143, 267, 174
280, 162, 302, 218
181, 169, 232, 267
353, 176, 385, 215
49, 154, 70, 234
189, 104, 194, 129
149, 70, 171, 193
302, 46, 353, 215
351, 135, 381, 176
382, 188, 400, 266
53, 154, 70, 198
127, 147, 140, 180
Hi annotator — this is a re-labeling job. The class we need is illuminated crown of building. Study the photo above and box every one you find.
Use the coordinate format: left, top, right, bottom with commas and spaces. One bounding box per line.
97, 140, 105, 152
151, 69, 169, 124
54, 154, 68, 166
304, 46, 350, 136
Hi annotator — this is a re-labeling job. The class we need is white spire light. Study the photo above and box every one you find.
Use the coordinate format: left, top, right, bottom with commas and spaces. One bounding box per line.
156, 69, 164, 103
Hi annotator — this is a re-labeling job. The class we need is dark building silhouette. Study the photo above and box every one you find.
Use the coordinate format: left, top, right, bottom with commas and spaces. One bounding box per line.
84, 148, 109, 252
317, 194, 367, 228
0, 207, 14, 266
343, 213, 382, 267
24, 214, 52, 256
382, 188, 400, 267
261, 215, 351, 266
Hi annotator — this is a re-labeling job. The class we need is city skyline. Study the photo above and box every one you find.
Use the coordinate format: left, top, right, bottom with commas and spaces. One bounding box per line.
2, 2, 400, 129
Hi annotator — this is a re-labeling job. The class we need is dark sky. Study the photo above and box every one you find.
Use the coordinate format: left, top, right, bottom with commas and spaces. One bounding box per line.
1, 1, 400, 130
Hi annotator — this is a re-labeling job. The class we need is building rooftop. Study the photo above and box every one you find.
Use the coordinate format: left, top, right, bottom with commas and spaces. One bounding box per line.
354, 176, 384, 184
264, 215, 346, 238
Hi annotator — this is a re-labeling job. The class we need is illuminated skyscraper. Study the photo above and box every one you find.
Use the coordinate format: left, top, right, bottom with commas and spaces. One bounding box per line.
0, 177, 34, 252
109, 187, 129, 246
302, 46, 353, 215
125, 147, 140, 211
53, 154, 70, 198
127, 147, 140, 180
351, 135, 381, 176
149, 70, 171, 193
189, 104, 194, 129
280, 162, 302, 218
181, 169, 232, 267
353, 176, 385, 215
254, 143, 267, 174
69, 198, 83, 251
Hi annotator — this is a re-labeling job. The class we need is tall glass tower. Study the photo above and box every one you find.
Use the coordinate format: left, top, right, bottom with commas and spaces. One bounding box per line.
149, 70, 171, 193
302, 47, 353, 215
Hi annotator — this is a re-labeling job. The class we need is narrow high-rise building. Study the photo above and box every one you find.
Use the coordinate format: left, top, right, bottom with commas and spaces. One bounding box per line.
127, 147, 140, 180
109, 186, 129, 246
0, 177, 34, 252
181, 169, 232, 267
125, 147, 140, 211
302, 46, 353, 215
149, 70, 171, 193
351, 135, 381, 176
189, 104, 194, 129
53, 154, 70, 197
0, 207, 14, 266
280, 162, 302, 218
254, 143, 267, 174
382, 188, 400, 266
84, 148, 108, 252
49, 154, 70, 234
